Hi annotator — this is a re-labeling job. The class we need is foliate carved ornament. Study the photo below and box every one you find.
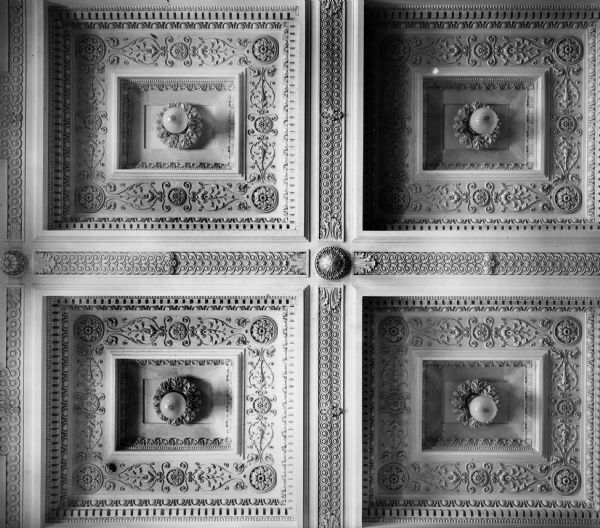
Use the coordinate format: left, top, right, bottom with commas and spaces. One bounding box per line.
452, 103, 501, 150
153, 377, 201, 426
364, 8, 596, 229
35, 251, 308, 276
46, 296, 297, 521
318, 287, 344, 528
450, 379, 500, 428
354, 251, 600, 276
319, 0, 345, 240
156, 103, 202, 150
363, 297, 595, 523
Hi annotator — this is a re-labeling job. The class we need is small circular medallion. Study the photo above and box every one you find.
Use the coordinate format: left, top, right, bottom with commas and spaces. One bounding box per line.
167, 322, 188, 341
83, 113, 102, 132
254, 116, 274, 134
471, 189, 491, 207
75, 315, 105, 344
472, 323, 492, 341
381, 185, 410, 214
378, 463, 408, 491
77, 185, 105, 213
378, 316, 408, 344
251, 185, 279, 213
552, 466, 580, 495
76, 464, 103, 493
554, 37, 583, 65
77, 35, 106, 64
79, 393, 101, 414
249, 465, 277, 492
557, 115, 577, 134
253, 396, 273, 414
555, 398, 576, 417
552, 184, 581, 213
314, 247, 350, 281
166, 467, 186, 487
553, 317, 581, 345
382, 392, 406, 413
167, 187, 188, 207
250, 317, 278, 344
2, 250, 27, 276
252, 36, 279, 63
380, 35, 409, 63
169, 42, 189, 60
473, 41, 492, 61
470, 468, 490, 487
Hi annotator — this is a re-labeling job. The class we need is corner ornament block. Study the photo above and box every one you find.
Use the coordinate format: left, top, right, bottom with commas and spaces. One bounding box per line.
2, 250, 27, 276
315, 246, 350, 280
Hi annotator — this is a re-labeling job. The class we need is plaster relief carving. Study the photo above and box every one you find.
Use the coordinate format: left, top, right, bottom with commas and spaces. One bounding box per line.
48, 5, 304, 231
45, 296, 300, 522
363, 297, 598, 523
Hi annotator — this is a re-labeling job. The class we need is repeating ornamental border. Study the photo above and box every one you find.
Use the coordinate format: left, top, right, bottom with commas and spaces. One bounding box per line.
362, 6, 600, 231
34, 251, 308, 276
47, 5, 301, 232
45, 296, 299, 523
355, 252, 600, 276
319, 0, 345, 240
2, 0, 24, 240
361, 296, 600, 524
3, 287, 23, 527
317, 287, 344, 527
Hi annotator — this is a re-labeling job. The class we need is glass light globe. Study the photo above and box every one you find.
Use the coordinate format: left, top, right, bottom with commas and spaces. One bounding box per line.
468, 394, 498, 424
162, 106, 189, 134
469, 107, 498, 135
159, 392, 186, 420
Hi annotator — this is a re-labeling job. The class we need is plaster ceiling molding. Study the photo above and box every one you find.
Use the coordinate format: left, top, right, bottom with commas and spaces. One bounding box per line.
47, 3, 305, 232
45, 296, 302, 524
363, 6, 599, 231
362, 297, 599, 524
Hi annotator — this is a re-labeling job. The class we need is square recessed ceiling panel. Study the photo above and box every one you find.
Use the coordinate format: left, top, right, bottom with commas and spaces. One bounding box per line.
362, 297, 600, 524
47, 4, 305, 231
363, 7, 599, 231
45, 295, 303, 524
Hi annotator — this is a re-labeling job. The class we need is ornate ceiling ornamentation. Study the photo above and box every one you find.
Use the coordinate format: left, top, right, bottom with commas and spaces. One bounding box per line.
450, 379, 500, 428
452, 102, 501, 150
153, 377, 202, 426
2, 249, 27, 276
315, 246, 350, 280
156, 103, 202, 150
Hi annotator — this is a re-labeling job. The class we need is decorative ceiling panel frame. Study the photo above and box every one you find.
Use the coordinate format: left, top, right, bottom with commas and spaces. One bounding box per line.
47, 3, 306, 234
44, 294, 304, 524
1, 0, 25, 240
361, 296, 600, 524
360, 5, 600, 232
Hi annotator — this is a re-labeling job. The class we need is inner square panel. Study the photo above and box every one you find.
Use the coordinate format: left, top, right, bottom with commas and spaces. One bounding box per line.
115, 356, 239, 452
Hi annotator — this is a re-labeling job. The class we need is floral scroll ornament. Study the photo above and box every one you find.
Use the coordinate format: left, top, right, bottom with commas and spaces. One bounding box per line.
451, 379, 500, 428
153, 377, 202, 426
452, 102, 500, 150
156, 103, 202, 150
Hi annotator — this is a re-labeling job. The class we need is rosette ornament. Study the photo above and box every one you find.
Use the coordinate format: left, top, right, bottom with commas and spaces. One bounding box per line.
453, 102, 500, 150
153, 377, 201, 426
451, 378, 500, 428
156, 103, 202, 150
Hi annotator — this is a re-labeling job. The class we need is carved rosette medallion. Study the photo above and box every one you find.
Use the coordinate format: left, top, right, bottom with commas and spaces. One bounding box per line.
553, 317, 581, 345
76, 464, 104, 493
75, 315, 105, 344
249, 465, 277, 492
77, 35, 106, 64
452, 102, 501, 150
315, 247, 350, 280
251, 36, 279, 63
552, 466, 581, 495
250, 317, 277, 344
251, 185, 279, 212
378, 316, 408, 344
167, 187, 188, 207
378, 463, 408, 491
153, 377, 202, 426
451, 379, 500, 428
2, 250, 27, 276
554, 37, 583, 64
169, 42, 189, 60
156, 103, 202, 150
77, 185, 106, 213
552, 184, 581, 213
166, 467, 186, 487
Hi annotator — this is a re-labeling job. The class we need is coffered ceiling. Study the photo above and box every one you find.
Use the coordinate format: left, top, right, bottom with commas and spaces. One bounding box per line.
2, 1, 600, 528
